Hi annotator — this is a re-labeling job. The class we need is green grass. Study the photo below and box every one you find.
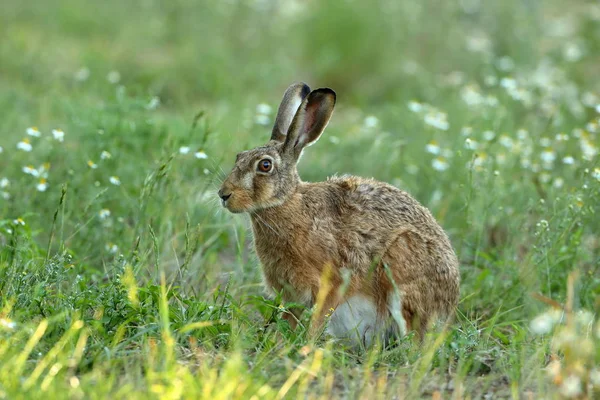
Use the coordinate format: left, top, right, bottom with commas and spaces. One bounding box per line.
1, 0, 599, 398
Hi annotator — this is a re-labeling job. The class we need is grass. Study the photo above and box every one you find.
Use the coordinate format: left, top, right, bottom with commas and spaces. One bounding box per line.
0, 0, 599, 398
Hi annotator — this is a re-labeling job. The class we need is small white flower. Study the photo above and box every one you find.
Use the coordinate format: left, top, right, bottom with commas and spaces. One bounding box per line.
596, 104, 600, 113
194, 150, 208, 159
27, 127, 41, 137
106, 243, 119, 254
562, 156, 575, 165
555, 133, 569, 142
530, 312, 554, 334
539, 172, 551, 183
560, 375, 582, 398
52, 129, 65, 142
540, 149, 556, 164
107, 71, 121, 84
432, 157, 449, 171
179, 146, 190, 155
109, 176, 121, 186
146, 96, 160, 110
553, 178, 564, 189
464, 138, 478, 150
496, 56, 514, 71
500, 77, 517, 90
75, 67, 90, 81
87, 160, 98, 169
13, 218, 25, 226
0, 178, 9, 188
591, 168, 600, 181
99, 209, 111, 219
363, 115, 379, 129
0, 318, 16, 330
424, 111, 449, 131
36, 179, 48, 192
408, 101, 423, 113
203, 168, 210, 175
425, 141, 441, 155
483, 130, 495, 141
517, 129, 529, 140
256, 103, 272, 115
499, 135, 513, 149
0, 191, 8, 200
22, 165, 39, 176
461, 126, 473, 137
254, 114, 270, 126
100, 151, 112, 160
590, 368, 600, 387
539, 137, 552, 147
17, 139, 33, 152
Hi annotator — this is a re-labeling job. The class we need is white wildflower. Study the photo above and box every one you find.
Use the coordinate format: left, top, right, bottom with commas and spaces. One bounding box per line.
0, 192, 7, 200
203, 168, 210, 175
36, 179, 48, 192
530, 312, 555, 334
0, 178, 9, 188
363, 115, 379, 129
27, 127, 41, 137
460, 85, 484, 106
425, 141, 441, 155
517, 129, 529, 140
146, 96, 160, 110
596, 104, 600, 113
496, 56, 515, 71
553, 178, 564, 189
500, 77, 518, 91
580, 137, 598, 160
194, 150, 208, 159
179, 146, 190, 155
464, 138, 478, 150
555, 133, 569, 142
74, 67, 90, 81
560, 375, 582, 398
256, 103, 272, 115
562, 156, 575, 165
0, 318, 16, 330
483, 130, 495, 141
109, 176, 121, 186
591, 369, 600, 387
540, 149, 556, 164
13, 218, 25, 226
499, 134, 514, 149
592, 168, 600, 181
424, 111, 449, 131
87, 160, 98, 169
539, 172, 551, 183
254, 114, 270, 126
107, 71, 121, 84
100, 151, 112, 160
539, 137, 552, 147
432, 157, 449, 171
408, 101, 423, 113
52, 129, 65, 142
106, 243, 119, 254
461, 126, 473, 137
99, 209, 111, 219
17, 139, 33, 152
23, 165, 38, 176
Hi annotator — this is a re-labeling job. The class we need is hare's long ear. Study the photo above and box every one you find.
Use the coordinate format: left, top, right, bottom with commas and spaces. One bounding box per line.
270, 82, 311, 142
282, 88, 336, 160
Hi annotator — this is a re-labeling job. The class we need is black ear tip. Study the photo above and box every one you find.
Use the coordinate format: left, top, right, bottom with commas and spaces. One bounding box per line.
312, 88, 336, 104
299, 82, 311, 97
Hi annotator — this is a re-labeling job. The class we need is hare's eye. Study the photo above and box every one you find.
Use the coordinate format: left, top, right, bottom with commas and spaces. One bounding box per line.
258, 159, 272, 173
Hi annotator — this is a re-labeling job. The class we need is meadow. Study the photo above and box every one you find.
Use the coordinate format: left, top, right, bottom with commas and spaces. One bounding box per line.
0, 0, 599, 398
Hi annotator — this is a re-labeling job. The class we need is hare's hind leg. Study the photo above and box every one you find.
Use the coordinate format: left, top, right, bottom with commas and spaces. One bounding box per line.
380, 230, 436, 340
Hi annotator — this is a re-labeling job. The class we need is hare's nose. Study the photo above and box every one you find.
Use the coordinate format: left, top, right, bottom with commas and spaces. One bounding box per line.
218, 189, 231, 202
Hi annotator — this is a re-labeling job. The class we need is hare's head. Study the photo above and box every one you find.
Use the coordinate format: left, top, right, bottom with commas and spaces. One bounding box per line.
218, 83, 336, 213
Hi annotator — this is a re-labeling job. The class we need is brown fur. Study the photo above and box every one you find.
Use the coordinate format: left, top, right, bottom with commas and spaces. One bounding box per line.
218, 83, 460, 342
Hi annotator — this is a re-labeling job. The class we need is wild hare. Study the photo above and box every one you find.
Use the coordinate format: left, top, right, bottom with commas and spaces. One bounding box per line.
218, 83, 460, 347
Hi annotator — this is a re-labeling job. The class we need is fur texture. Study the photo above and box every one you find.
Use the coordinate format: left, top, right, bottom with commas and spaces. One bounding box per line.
218, 83, 460, 345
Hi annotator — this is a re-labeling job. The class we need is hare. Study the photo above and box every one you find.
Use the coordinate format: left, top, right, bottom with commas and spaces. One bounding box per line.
218, 83, 460, 347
